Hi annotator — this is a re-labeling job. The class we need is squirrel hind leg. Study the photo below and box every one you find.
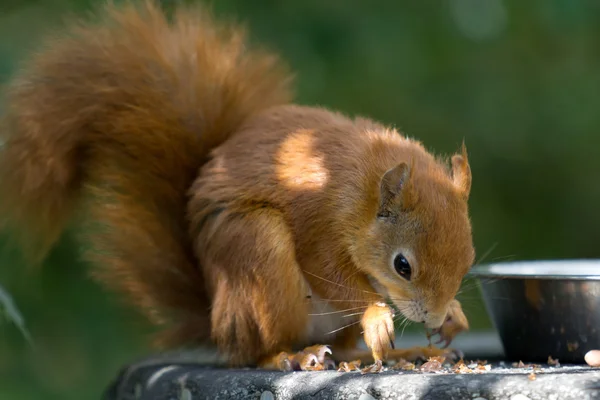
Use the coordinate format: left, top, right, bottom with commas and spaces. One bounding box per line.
192, 206, 311, 366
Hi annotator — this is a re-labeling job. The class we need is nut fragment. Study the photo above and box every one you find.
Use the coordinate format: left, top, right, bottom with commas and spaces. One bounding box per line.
454, 364, 472, 374
401, 363, 416, 371
528, 372, 536, 381
391, 358, 415, 371
360, 360, 384, 374
547, 356, 560, 367
450, 358, 491, 374
452, 359, 470, 374
420, 357, 445, 372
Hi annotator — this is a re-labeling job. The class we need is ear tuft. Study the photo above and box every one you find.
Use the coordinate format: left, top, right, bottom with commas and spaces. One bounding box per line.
451, 141, 471, 200
379, 162, 414, 217
381, 162, 410, 196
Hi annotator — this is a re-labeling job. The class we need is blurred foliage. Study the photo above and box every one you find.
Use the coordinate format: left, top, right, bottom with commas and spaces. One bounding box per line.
1, 0, 600, 398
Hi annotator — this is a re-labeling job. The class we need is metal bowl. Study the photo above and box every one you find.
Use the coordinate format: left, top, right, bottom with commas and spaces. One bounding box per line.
468, 260, 600, 363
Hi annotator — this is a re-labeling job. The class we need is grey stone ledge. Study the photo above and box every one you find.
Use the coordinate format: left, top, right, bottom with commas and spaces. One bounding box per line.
103, 332, 600, 400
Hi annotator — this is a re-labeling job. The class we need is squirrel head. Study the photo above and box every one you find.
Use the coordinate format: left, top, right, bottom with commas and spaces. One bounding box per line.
354, 143, 474, 329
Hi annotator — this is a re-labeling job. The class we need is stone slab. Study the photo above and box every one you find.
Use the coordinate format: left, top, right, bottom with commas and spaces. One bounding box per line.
103, 332, 600, 400
104, 363, 600, 400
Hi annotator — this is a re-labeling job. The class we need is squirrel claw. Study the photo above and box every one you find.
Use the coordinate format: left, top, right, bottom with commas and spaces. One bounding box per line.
273, 352, 294, 372
263, 345, 334, 371
302, 344, 332, 364
295, 353, 321, 371
434, 336, 450, 348
411, 345, 463, 362
432, 299, 469, 348
323, 358, 337, 370
360, 359, 384, 374
289, 344, 334, 371
447, 348, 464, 360
337, 360, 362, 372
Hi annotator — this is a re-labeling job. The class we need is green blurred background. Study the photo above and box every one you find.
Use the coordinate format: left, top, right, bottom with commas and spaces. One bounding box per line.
1, 0, 599, 398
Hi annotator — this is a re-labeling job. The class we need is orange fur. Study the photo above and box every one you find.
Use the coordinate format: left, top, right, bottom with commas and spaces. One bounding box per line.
0, 1, 474, 368
0, 0, 292, 345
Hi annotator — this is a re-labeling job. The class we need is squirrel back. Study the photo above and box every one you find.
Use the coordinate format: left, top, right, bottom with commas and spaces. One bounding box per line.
0, 0, 292, 345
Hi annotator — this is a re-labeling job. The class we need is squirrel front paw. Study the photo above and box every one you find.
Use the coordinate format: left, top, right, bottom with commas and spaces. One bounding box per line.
362, 302, 395, 366
427, 299, 469, 348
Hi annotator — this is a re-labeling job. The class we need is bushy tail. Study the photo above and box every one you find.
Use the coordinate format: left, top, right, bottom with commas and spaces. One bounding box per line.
0, 0, 293, 346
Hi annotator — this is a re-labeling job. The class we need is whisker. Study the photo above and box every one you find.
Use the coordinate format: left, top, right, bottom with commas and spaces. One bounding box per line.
459, 280, 481, 289
308, 305, 368, 316
386, 297, 411, 304
342, 312, 365, 318
326, 319, 362, 336
477, 277, 504, 285
454, 296, 486, 301
389, 301, 411, 309
456, 282, 482, 295
390, 313, 411, 342
308, 299, 373, 303
473, 296, 513, 301
491, 254, 517, 262
453, 300, 484, 307
458, 276, 506, 293
459, 252, 516, 294
303, 270, 381, 296
341, 269, 361, 286
474, 242, 498, 266
399, 318, 411, 340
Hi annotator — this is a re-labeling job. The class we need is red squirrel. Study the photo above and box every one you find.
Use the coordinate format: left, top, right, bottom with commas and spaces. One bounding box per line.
0, 1, 474, 372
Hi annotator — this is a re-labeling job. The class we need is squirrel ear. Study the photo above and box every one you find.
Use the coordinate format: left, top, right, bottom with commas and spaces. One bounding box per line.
379, 162, 414, 216
451, 141, 471, 200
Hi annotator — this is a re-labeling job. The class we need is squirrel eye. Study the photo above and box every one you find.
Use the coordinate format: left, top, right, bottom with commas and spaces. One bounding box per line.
393, 254, 412, 280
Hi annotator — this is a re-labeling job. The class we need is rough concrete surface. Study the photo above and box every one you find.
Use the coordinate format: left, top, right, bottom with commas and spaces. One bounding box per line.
103, 333, 600, 400
104, 363, 600, 400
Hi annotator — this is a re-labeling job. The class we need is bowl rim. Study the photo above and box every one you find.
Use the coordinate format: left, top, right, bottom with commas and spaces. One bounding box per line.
468, 259, 600, 280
